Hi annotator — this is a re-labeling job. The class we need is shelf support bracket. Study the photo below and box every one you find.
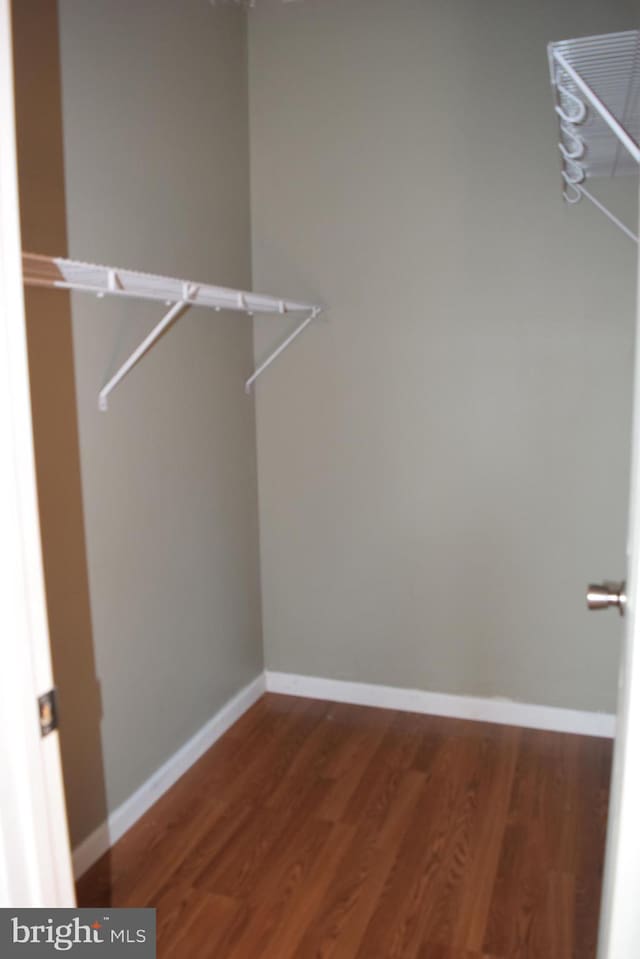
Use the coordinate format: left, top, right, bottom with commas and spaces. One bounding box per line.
245, 308, 321, 393
574, 182, 639, 244
98, 298, 192, 411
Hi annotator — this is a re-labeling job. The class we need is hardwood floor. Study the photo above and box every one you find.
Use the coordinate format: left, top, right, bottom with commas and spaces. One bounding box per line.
77, 694, 612, 958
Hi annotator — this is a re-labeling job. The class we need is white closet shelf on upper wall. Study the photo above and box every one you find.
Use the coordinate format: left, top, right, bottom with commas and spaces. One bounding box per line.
548, 29, 640, 242
22, 252, 323, 409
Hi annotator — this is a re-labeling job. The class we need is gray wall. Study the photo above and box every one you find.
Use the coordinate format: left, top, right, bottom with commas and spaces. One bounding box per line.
54, 0, 262, 839
249, 0, 638, 713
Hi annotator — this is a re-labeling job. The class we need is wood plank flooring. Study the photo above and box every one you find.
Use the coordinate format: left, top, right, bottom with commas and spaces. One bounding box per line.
77, 694, 612, 958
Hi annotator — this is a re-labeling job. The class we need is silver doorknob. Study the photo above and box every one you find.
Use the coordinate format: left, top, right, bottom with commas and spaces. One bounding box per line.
586, 580, 626, 615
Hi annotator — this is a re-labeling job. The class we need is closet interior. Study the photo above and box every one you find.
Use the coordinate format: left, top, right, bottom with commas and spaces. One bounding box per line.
10, 0, 639, 956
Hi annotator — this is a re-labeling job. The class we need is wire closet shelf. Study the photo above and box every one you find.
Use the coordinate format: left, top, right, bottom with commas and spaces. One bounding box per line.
22, 253, 323, 410
548, 29, 640, 243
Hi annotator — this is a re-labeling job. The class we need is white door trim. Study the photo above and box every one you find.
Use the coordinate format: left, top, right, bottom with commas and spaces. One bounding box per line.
0, 0, 74, 907
597, 188, 640, 958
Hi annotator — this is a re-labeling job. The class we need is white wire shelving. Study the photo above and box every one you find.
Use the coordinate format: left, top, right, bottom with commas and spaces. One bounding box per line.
548, 29, 640, 243
22, 252, 323, 410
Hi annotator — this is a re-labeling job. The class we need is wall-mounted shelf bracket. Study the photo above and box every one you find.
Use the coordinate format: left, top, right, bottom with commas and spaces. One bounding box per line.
245, 307, 321, 393
562, 178, 639, 243
548, 30, 640, 244
22, 253, 324, 409
98, 297, 193, 411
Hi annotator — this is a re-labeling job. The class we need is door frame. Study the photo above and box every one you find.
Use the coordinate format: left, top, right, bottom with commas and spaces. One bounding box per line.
0, 0, 74, 907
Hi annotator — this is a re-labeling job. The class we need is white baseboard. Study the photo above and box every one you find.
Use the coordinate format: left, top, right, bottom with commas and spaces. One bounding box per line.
72, 673, 266, 880
265, 671, 616, 739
